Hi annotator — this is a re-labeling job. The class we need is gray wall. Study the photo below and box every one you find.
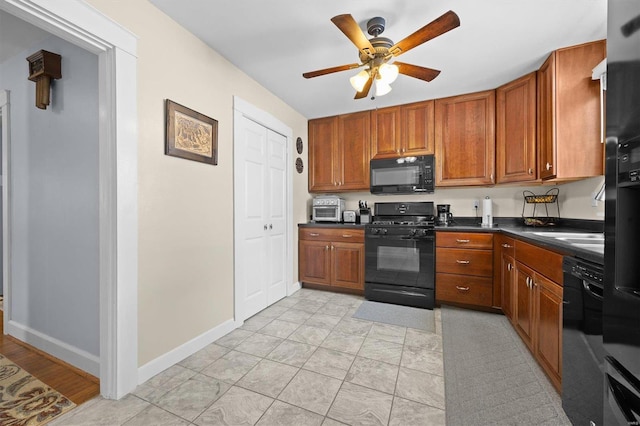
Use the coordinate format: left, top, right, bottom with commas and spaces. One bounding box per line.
0, 34, 99, 356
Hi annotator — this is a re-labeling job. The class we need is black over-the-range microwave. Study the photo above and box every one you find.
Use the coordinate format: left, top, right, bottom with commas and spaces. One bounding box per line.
370, 155, 435, 194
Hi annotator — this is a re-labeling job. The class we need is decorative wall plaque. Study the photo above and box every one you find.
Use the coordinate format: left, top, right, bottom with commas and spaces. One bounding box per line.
296, 136, 303, 154
296, 157, 304, 173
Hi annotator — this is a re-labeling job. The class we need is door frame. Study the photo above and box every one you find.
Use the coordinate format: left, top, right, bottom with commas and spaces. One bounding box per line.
233, 96, 295, 323
0, 0, 138, 399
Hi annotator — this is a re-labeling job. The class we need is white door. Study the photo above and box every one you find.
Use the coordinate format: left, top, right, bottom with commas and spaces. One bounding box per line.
236, 116, 287, 320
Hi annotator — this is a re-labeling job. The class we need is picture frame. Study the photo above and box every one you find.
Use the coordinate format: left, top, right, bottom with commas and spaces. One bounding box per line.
165, 99, 218, 165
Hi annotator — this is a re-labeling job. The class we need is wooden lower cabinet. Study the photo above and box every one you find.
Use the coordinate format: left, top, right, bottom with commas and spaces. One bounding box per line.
298, 227, 364, 292
435, 232, 494, 308
514, 262, 536, 351
497, 236, 516, 320
535, 273, 563, 389
510, 239, 565, 392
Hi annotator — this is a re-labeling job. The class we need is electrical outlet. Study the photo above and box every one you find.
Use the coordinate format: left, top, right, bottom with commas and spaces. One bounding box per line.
473, 199, 480, 209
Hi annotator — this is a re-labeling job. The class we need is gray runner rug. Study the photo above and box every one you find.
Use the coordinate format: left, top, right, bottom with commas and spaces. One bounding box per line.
441, 305, 570, 426
352, 301, 435, 332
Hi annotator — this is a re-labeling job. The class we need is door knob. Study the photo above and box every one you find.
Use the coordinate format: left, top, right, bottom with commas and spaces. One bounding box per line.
264, 225, 267, 230
269, 224, 273, 230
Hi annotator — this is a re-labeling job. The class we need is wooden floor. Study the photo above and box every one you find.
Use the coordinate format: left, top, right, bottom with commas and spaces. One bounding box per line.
0, 311, 100, 405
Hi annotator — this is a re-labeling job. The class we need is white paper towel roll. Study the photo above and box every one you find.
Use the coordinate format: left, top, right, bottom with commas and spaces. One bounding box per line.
482, 197, 493, 227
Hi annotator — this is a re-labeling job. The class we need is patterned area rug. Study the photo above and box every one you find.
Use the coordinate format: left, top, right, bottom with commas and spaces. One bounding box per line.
441, 306, 570, 426
0, 354, 75, 425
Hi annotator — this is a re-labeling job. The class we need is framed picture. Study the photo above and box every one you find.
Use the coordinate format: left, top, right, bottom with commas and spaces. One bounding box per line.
165, 99, 218, 165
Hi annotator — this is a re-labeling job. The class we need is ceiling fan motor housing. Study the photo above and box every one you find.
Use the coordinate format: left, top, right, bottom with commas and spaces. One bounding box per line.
367, 17, 386, 36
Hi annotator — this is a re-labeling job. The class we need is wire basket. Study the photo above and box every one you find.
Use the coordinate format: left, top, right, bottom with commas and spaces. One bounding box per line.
522, 188, 560, 226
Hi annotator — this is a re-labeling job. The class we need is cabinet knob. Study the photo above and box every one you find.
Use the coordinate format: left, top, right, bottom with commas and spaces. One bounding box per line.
455, 286, 470, 292
331, 245, 335, 251
342, 234, 352, 238
546, 162, 553, 170
501, 243, 511, 248
325, 245, 329, 250
456, 239, 470, 243
456, 260, 470, 264
310, 233, 320, 237
507, 263, 512, 271
528, 168, 533, 175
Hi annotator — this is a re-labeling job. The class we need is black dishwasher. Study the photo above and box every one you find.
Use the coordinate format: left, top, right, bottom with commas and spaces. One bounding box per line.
562, 256, 605, 425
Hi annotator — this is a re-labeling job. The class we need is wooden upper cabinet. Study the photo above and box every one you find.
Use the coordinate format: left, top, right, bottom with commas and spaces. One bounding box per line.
371, 106, 402, 159
537, 40, 606, 181
338, 111, 371, 190
435, 90, 496, 186
496, 72, 537, 183
371, 100, 435, 159
308, 111, 370, 192
308, 116, 338, 191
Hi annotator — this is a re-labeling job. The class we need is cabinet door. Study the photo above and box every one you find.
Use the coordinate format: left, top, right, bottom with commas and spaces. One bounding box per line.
299, 240, 331, 285
338, 111, 371, 190
501, 253, 516, 323
514, 262, 535, 350
371, 106, 402, 159
435, 90, 496, 186
496, 72, 537, 183
538, 53, 556, 180
535, 273, 562, 390
402, 100, 435, 156
308, 116, 338, 191
554, 40, 606, 180
331, 241, 364, 290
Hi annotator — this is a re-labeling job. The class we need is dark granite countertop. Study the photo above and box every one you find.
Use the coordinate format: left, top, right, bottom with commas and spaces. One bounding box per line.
299, 217, 604, 264
298, 222, 365, 229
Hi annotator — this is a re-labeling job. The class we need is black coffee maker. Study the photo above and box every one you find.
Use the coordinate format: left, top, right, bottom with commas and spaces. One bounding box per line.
437, 204, 453, 226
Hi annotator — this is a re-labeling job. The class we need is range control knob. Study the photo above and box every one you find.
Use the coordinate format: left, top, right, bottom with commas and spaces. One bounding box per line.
382, 228, 388, 235
409, 229, 417, 236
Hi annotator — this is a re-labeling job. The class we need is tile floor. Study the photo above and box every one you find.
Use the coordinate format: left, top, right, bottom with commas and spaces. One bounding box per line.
50, 288, 445, 425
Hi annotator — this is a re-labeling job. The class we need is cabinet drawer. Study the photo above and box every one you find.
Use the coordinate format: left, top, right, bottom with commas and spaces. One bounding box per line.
436, 232, 493, 249
499, 236, 516, 257
299, 227, 364, 243
436, 248, 493, 277
436, 273, 493, 307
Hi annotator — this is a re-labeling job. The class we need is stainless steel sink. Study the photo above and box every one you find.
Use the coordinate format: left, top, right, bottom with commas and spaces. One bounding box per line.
528, 231, 604, 253
532, 232, 604, 240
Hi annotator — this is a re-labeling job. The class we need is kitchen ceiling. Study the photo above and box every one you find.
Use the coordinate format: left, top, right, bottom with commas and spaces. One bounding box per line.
150, 0, 606, 119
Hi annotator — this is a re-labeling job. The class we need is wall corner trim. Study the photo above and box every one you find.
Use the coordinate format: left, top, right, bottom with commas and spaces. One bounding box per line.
137, 318, 240, 385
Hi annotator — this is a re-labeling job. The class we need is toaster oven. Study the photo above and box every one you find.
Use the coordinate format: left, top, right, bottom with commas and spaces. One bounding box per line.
312, 196, 345, 222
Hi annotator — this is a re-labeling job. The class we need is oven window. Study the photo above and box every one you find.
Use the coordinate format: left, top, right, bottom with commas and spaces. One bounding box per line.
371, 166, 419, 186
377, 246, 420, 272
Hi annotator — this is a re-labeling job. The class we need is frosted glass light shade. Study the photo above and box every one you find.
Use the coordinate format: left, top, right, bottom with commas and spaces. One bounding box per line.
349, 70, 370, 92
378, 63, 399, 84
375, 79, 392, 96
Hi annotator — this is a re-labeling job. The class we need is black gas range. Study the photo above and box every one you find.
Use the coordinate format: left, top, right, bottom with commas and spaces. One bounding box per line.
364, 202, 435, 309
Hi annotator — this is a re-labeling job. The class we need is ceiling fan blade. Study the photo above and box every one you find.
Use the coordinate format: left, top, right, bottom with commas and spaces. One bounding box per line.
389, 10, 460, 57
395, 62, 441, 82
331, 14, 375, 58
303, 63, 361, 79
354, 75, 373, 99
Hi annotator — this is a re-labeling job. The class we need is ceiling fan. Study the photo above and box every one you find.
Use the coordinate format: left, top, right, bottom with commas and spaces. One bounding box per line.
303, 11, 460, 99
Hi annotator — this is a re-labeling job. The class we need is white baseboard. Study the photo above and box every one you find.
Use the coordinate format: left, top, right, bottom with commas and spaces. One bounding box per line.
6, 320, 100, 376
137, 318, 239, 385
288, 281, 301, 296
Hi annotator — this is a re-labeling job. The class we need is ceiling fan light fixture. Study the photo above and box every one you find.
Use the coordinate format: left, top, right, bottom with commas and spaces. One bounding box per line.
349, 69, 370, 92
375, 78, 392, 96
378, 63, 399, 84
